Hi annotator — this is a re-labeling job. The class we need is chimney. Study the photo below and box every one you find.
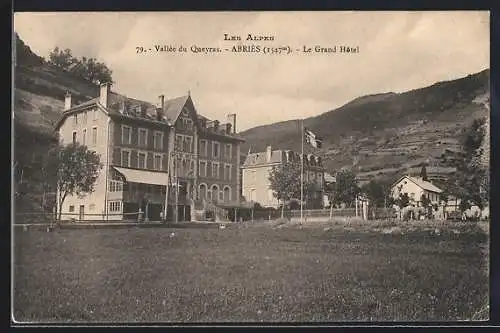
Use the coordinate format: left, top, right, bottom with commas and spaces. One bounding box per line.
266, 146, 272, 162
213, 120, 220, 131
99, 82, 111, 108
119, 100, 126, 114
225, 123, 232, 134
227, 114, 236, 133
156, 108, 163, 121
158, 94, 165, 109
64, 91, 72, 111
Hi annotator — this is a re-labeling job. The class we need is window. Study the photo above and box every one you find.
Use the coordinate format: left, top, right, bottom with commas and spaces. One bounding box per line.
181, 117, 193, 131
212, 162, 219, 179
109, 201, 122, 213
224, 164, 232, 180
224, 186, 231, 202
73, 114, 78, 125
82, 129, 87, 145
154, 131, 163, 150
93, 109, 98, 121
154, 154, 163, 170
175, 135, 183, 151
199, 160, 207, 177
72, 131, 77, 144
69, 205, 75, 212
200, 140, 208, 157
138, 128, 148, 147
190, 160, 195, 175
251, 170, 257, 182
122, 125, 132, 144
121, 149, 131, 167
181, 159, 188, 175
92, 127, 98, 145
138, 152, 147, 169
184, 136, 193, 153
225, 144, 232, 160
213, 142, 220, 159
109, 181, 123, 192
250, 188, 257, 202
199, 184, 207, 200
83, 111, 88, 124
210, 185, 219, 201
174, 156, 181, 176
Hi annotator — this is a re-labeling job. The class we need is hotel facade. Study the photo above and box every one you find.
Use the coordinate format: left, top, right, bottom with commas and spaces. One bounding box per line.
55, 83, 245, 221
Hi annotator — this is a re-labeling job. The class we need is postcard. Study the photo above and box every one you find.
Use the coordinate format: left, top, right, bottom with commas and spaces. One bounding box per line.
12, 11, 490, 324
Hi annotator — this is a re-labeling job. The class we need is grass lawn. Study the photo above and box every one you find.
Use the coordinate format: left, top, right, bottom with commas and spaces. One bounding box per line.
13, 222, 489, 323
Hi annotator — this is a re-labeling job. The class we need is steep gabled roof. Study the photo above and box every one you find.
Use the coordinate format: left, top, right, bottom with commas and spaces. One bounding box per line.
409, 176, 443, 193
392, 175, 443, 193
53, 91, 245, 143
163, 95, 190, 124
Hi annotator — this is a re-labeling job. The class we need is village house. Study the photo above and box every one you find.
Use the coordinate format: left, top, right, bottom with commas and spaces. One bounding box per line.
54, 82, 245, 222
390, 175, 443, 207
241, 146, 325, 209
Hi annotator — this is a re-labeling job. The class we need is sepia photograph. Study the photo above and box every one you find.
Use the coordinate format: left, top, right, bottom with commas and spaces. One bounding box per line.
12, 11, 490, 324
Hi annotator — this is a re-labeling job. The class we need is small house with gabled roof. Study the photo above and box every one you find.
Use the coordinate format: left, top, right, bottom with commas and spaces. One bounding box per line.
390, 175, 443, 207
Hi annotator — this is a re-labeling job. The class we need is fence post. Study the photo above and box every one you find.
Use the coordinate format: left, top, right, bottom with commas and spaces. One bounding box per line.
138, 209, 143, 223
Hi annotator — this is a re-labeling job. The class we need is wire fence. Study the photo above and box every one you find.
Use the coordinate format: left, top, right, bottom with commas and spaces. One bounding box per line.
13, 211, 148, 224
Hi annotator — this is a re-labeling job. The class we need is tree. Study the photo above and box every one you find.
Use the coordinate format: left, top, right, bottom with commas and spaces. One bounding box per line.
332, 169, 360, 208
395, 192, 410, 209
268, 161, 315, 218
55, 143, 103, 221
48, 47, 75, 70
48, 46, 114, 84
420, 165, 428, 181
361, 178, 392, 208
420, 194, 432, 218
441, 117, 488, 211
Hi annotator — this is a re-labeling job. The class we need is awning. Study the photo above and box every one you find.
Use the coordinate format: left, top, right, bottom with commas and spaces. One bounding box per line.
113, 166, 169, 186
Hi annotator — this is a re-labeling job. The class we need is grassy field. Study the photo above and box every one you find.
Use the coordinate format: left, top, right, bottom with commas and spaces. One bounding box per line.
13, 221, 489, 323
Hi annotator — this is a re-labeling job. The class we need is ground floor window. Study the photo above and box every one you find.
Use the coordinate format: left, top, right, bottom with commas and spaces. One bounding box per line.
109, 201, 122, 213
69, 205, 75, 212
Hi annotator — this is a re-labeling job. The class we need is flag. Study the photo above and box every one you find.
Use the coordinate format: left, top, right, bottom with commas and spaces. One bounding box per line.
304, 128, 322, 148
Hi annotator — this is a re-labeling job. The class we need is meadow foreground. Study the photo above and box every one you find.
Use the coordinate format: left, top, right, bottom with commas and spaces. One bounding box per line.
13, 221, 488, 323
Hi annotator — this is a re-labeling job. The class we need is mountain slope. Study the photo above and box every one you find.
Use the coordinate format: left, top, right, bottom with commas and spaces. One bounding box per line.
14, 33, 102, 212
240, 69, 490, 179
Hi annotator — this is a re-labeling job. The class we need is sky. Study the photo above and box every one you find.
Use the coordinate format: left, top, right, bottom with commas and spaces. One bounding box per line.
14, 11, 489, 131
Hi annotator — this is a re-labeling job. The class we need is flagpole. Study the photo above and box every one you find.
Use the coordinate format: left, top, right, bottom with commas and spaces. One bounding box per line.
300, 119, 304, 223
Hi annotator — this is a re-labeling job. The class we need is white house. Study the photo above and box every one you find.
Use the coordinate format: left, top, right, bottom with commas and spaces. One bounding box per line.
390, 176, 443, 207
